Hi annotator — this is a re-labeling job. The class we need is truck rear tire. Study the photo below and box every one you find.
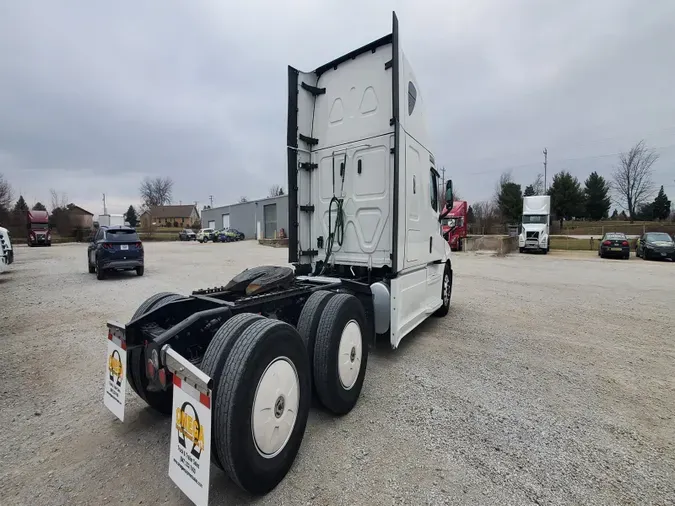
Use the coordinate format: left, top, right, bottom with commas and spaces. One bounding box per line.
200, 312, 264, 470
127, 292, 184, 414
296, 290, 336, 388
313, 294, 369, 415
214, 319, 311, 495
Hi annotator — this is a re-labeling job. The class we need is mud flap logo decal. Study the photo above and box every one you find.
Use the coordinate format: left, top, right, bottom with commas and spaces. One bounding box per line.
108, 349, 123, 386
103, 323, 127, 422
175, 401, 205, 459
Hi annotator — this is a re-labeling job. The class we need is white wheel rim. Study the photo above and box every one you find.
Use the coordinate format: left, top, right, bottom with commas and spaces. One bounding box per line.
338, 320, 362, 390
252, 357, 299, 459
443, 272, 450, 306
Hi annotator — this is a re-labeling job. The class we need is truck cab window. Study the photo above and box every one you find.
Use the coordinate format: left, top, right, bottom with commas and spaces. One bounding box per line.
429, 169, 438, 211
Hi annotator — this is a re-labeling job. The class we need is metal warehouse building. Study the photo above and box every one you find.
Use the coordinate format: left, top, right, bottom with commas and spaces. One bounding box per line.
200, 195, 288, 240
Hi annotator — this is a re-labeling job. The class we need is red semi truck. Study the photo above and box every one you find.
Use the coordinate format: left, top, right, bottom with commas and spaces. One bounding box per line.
441, 200, 468, 251
27, 210, 52, 247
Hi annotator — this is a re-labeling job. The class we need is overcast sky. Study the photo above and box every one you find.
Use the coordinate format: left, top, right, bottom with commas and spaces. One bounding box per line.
1, 0, 674, 217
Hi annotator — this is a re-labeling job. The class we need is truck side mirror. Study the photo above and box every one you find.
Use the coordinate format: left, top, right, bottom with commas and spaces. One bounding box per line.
445, 179, 453, 203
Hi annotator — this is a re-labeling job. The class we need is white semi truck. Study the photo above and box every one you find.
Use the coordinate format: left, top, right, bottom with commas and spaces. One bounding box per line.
102, 12, 454, 502
519, 195, 551, 253
0, 226, 14, 273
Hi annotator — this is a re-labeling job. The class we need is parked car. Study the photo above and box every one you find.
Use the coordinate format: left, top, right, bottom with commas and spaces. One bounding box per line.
196, 228, 215, 243
225, 228, 245, 241
598, 232, 630, 259
87, 226, 144, 280
214, 228, 245, 242
636, 232, 675, 260
178, 229, 196, 241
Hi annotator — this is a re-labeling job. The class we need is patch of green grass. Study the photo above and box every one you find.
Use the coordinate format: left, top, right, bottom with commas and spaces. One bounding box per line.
550, 236, 640, 251
550, 237, 595, 250
139, 233, 178, 242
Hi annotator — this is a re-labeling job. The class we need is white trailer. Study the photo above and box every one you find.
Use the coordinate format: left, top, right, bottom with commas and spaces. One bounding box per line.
102, 12, 454, 502
98, 214, 126, 227
519, 195, 551, 253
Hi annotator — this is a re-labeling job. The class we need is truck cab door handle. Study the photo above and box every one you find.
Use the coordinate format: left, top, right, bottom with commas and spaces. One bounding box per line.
429, 236, 432, 253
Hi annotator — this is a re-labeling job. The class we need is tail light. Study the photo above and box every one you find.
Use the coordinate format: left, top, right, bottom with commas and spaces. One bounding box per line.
135, 242, 143, 249
602, 240, 611, 246
622, 241, 629, 246
102, 243, 113, 250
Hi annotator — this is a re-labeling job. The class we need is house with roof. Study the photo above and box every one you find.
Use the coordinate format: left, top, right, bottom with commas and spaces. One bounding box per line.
140, 205, 200, 228
65, 204, 95, 229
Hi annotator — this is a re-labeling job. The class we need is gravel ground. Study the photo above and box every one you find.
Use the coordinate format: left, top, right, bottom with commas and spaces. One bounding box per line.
0, 242, 673, 506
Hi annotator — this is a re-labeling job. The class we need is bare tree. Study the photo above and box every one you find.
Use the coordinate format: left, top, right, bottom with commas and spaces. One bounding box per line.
493, 171, 513, 204
532, 173, 544, 195
268, 185, 284, 197
238, 196, 249, 203
612, 140, 658, 221
140, 176, 174, 211
49, 188, 68, 211
0, 173, 13, 213
471, 200, 500, 233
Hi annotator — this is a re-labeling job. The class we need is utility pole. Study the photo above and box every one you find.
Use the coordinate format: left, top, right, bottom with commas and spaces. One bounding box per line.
102, 193, 107, 215
542, 148, 548, 193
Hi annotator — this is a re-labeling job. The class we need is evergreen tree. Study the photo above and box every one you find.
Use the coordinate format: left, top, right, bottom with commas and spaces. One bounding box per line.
497, 182, 523, 223
466, 205, 475, 224
583, 171, 611, 220
636, 202, 655, 220
652, 186, 671, 220
13, 195, 29, 213
547, 171, 585, 228
124, 205, 139, 227
611, 209, 619, 219
524, 185, 535, 197
32, 202, 47, 211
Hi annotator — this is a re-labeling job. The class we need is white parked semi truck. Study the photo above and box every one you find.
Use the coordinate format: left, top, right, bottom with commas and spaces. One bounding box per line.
0, 226, 14, 273
519, 195, 551, 253
102, 12, 453, 503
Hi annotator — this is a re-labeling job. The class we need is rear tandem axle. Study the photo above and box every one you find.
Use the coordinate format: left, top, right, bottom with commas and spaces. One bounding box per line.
109, 265, 377, 497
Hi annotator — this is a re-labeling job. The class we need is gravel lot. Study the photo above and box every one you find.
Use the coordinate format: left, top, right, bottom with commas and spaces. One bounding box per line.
1, 241, 673, 506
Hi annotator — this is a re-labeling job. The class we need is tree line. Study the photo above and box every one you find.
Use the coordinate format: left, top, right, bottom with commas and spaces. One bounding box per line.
469, 140, 672, 229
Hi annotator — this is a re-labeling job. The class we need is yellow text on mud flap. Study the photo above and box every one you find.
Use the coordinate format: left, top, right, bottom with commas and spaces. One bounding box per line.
176, 408, 205, 452
108, 354, 123, 378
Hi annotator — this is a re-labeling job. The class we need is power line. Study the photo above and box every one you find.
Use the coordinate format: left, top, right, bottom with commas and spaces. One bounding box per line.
444, 125, 675, 169
464, 142, 675, 178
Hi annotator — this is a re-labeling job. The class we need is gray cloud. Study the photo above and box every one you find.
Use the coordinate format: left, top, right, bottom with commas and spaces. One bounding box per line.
1, 0, 673, 216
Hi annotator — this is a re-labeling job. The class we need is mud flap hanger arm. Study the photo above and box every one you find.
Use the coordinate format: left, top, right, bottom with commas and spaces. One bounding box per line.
161, 345, 213, 396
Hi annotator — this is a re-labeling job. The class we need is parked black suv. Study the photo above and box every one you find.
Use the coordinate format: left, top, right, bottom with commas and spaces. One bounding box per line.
87, 226, 144, 280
